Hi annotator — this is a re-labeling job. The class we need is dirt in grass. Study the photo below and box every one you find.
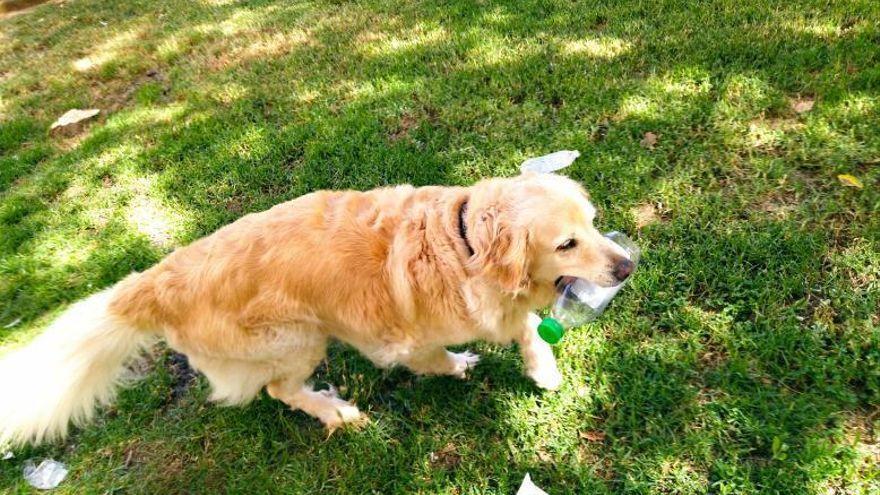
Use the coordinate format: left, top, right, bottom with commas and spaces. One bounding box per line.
0, 0, 51, 18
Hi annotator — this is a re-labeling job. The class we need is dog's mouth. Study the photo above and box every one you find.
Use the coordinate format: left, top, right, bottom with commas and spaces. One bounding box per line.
554, 275, 578, 291
555, 274, 621, 291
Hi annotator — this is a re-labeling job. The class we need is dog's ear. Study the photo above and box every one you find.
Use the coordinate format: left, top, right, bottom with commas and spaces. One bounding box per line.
469, 206, 530, 293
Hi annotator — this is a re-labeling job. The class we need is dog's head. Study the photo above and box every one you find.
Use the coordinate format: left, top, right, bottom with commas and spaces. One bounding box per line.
467, 172, 633, 296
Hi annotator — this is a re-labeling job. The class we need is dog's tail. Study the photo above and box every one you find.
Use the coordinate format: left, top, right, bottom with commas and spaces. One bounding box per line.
0, 288, 154, 448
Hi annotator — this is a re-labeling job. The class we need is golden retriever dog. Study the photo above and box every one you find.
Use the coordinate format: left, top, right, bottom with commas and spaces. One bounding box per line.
0, 171, 634, 446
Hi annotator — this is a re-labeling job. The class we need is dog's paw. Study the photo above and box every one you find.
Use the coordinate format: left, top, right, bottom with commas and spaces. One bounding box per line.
311, 386, 368, 432
324, 402, 369, 434
527, 365, 563, 391
448, 350, 480, 379
322, 399, 369, 433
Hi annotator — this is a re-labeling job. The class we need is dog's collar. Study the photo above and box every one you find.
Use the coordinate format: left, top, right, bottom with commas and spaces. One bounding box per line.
458, 200, 474, 257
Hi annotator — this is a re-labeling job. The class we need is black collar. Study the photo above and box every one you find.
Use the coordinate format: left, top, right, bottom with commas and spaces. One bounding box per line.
458, 200, 474, 257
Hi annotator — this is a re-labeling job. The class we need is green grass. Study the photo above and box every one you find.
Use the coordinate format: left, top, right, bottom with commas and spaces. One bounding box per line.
1, 0, 879, 492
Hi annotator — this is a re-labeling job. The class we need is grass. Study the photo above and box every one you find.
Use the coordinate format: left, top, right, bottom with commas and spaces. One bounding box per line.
0, 0, 878, 492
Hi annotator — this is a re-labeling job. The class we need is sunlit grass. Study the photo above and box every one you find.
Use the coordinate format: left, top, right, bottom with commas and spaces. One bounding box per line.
72, 28, 147, 73
560, 36, 632, 59
359, 24, 448, 58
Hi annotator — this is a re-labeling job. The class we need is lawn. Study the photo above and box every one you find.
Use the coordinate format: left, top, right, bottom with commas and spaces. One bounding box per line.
0, 0, 878, 492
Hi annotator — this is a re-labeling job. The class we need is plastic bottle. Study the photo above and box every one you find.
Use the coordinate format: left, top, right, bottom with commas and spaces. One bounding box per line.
537, 232, 640, 344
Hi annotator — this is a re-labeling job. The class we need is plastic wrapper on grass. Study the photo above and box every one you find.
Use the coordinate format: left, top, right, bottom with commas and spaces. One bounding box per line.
23, 459, 68, 490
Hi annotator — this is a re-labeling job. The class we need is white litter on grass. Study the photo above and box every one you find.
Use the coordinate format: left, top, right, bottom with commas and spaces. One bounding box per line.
2, 451, 13, 460
23, 459, 68, 490
49, 108, 100, 132
3, 317, 22, 329
520, 150, 580, 174
516, 473, 549, 495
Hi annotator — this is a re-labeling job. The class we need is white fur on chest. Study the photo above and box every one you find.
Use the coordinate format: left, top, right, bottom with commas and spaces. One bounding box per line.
461, 281, 526, 344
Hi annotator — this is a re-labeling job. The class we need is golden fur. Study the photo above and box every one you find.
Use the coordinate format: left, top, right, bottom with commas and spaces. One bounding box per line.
0, 172, 631, 445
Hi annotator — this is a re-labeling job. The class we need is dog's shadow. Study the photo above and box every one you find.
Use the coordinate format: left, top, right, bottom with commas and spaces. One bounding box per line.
312, 341, 540, 424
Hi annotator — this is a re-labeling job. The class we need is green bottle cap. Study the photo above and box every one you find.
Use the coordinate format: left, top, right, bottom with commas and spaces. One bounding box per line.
537, 317, 565, 345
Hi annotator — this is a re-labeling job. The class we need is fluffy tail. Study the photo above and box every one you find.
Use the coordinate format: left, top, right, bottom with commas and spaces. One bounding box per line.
0, 288, 153, 448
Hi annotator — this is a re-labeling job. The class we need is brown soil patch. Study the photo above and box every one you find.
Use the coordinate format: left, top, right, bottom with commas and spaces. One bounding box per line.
428, 442, 461, 469
631, 202, 668, 228
389, 113, 419, 142
0, 0, 54, 19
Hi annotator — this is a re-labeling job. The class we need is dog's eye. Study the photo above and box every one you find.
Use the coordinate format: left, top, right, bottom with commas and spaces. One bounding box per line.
557, 238, 578, 251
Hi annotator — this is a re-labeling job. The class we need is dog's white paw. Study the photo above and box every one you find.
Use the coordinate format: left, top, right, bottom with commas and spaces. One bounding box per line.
527, 365, 563, 391
325, 401, 368, 430
322, 398, 368, 432
312, 386, 368, 431
448, 350, 480, 379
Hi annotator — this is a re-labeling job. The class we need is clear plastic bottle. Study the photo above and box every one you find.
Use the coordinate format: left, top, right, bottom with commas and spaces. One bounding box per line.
537, 232, 640, 344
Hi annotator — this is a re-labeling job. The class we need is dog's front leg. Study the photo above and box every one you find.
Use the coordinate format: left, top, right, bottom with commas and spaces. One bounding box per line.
518, 313, 563, 390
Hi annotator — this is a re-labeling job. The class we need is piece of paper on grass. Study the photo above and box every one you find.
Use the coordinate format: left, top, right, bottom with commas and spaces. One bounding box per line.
516, 473, 549, 495
49, 109, 100, 132
520, 150, 580, 174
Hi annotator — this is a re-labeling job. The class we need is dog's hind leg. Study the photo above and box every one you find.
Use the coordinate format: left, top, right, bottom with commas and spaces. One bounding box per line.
187, 355, 275, 405
268, 382, 366, 431
265, 337, 366, 431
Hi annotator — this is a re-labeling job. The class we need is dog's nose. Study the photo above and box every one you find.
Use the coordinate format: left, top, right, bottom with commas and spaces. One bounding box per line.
613, 259, 634, 282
